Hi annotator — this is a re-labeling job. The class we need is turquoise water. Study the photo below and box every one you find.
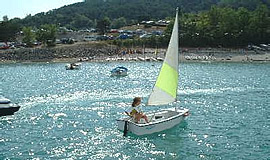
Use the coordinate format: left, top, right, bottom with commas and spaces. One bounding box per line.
0, 62, 269, 159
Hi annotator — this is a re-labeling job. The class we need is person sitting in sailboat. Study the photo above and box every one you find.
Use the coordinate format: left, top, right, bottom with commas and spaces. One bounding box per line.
125, 97, 149, 123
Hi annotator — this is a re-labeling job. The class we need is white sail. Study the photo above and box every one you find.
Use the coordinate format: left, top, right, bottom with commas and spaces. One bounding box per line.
148, 8, 179, 106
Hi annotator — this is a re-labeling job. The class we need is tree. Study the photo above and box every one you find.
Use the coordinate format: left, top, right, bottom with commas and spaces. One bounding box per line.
71, 14, 93, 29
0, 21, 20, 42
111, 17, 127, 29
219, 0, 265, 10
36, 24, 57, 46
235, 7, 250, 46
96, 17, 111, 35
248, 4, 270, 44
22, 27, 36, 47
217, 7, 238, 46
2, 15, 8, 22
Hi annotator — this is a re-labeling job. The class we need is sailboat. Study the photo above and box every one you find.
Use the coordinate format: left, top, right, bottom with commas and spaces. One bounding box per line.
117, 8, 189, 136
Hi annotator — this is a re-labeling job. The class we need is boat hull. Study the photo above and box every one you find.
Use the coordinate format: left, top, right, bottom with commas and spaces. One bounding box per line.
0, 106, 20, 117
110, 67, 128, 76
110, 72, 128, 76
65, 63, 81, 70
117, 108, 189, 136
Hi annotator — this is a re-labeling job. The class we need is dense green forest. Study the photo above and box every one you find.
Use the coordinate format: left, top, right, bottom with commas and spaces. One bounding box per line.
0, 0, 269, 47
16, 0, 269, 29
179, 5, 269, 47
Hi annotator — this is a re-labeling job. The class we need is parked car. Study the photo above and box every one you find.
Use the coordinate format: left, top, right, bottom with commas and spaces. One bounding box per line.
0, 43, 9, 49
61, 38, 74, 44
140, 33, 152, 39
117, 34, 133, 40
83, 35, 97, 41
96, 35, 109, 41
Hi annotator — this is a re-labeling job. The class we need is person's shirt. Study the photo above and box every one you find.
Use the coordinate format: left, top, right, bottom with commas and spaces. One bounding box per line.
127, 105, 142, 116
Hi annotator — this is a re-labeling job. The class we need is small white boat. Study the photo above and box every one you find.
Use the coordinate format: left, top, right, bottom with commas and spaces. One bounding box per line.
150, 57, 158, 61
117, 108, 189, 135
138, 57, 145, 61
156, 57, 164, 61
110, 66, 128, 76
65, 63, 81, 70
117, 8, 189, 136
0, 97, 20, 117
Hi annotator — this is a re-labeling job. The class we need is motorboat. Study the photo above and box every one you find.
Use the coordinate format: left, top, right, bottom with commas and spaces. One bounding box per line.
110, 66, 128, 76
0, 97, 20, 117
65, 63, 81, 70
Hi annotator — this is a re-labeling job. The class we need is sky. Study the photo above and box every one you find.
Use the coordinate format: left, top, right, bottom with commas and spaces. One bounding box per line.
0, 0, 84, 20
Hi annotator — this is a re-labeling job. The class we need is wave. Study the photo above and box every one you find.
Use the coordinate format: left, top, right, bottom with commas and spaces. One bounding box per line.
179, 87, 248, 95
19, 89, 149, 109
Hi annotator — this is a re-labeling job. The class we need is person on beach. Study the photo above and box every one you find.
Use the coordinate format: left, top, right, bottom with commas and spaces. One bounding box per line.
125, 97, 149, 123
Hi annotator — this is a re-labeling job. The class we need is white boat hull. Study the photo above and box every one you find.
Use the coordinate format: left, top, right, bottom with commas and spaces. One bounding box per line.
65, 63, 81, 70
117, 108, 189, 136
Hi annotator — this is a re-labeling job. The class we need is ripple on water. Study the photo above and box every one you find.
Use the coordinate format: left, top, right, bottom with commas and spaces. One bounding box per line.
0, 62, 269, 159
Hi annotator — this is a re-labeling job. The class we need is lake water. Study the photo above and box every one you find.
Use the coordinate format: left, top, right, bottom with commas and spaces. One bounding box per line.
0, 62, 269, 159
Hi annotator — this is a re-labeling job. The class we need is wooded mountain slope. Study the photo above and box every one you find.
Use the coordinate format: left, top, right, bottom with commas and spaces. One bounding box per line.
19, 0, 269, 29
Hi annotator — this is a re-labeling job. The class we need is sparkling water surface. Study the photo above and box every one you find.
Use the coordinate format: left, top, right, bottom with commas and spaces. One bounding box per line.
0, 62, 269, 159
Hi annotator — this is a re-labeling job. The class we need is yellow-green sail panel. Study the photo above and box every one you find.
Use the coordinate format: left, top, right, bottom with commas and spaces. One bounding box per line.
147, 8, 179, 106
156, 63, 178, 98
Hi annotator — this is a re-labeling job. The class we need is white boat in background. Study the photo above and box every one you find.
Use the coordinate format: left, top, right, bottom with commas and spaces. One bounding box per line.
156, 57, 164, 61
117, 8, 189, 136
110, 66, 128, 76
65, 63, 81, 70
0, 97, 20, 117
138, 57, 145, 61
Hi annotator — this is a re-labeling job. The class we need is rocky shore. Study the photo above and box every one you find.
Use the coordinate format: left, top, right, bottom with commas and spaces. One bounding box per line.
0, 42, 269, 63
0, 42, 118, 63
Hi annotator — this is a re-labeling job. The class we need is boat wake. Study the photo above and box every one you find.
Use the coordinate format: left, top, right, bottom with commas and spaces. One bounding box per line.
180, 87, 246, 95
20, 89, 149, 110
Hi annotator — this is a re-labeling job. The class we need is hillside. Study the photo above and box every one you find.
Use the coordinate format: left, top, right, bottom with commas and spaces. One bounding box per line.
1, 0, 268, 48
19, 0, 269, 29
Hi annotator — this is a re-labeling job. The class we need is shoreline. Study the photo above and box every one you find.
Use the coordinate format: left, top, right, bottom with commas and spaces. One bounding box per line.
1, 54, 269, 64
0, 43, 269, 64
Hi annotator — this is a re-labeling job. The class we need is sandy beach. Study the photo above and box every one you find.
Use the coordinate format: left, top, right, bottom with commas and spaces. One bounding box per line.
79, 47, 270, 63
